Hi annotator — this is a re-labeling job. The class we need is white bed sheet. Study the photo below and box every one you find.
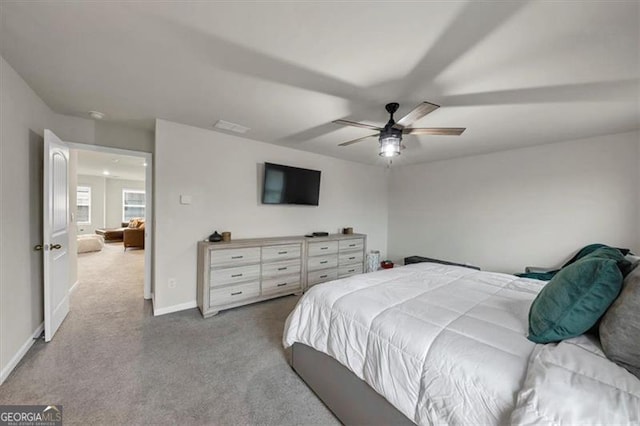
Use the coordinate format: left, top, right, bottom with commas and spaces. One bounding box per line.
283, 262, 546, 425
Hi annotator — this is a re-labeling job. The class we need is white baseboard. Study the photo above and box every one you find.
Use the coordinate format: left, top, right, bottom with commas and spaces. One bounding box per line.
0, 323, 44, 385
153, 300, 197, 316
69, 280, 80, 293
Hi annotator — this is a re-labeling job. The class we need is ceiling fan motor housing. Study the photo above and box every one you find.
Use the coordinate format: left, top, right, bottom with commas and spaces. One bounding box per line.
380, 125, 402, 141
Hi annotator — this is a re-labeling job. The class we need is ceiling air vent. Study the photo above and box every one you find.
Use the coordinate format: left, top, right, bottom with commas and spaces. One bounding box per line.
214, 120, 250, 134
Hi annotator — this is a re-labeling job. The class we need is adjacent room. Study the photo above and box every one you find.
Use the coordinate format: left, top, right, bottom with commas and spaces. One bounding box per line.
74, 148, 150, 318
0, 1, 638, 425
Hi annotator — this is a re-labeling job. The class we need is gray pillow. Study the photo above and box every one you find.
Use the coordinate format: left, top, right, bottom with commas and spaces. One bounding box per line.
599, 263, 640, 379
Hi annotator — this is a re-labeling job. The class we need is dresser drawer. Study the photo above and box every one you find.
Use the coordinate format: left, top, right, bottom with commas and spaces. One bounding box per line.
262, 259, 301, 278
262, 275, 301, 295
338, 263, 363, 278
210, 263, 261, 287
307, 268, 338, 286
339, 251, 364, 265
339, 238, 364, 252
210, 281, 260, 306
210, 247, 260, 267
308, 241, 338, 257
307, 254, 338, 271
262, 244, 301, 262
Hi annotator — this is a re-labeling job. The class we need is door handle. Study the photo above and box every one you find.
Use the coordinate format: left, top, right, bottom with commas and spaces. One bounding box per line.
50, 244, 62, 250
34, 244, 43, 251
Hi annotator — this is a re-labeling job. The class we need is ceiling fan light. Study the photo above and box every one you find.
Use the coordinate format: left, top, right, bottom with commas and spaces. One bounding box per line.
379, 136, 401, 157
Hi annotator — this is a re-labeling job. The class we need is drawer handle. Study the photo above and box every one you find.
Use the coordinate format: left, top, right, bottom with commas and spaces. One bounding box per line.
277, 283, 287, 287
278, 251, 288, 255
231, 273, 243, 278
320, 261, 328, 264
320, 247, 328, 250
277, 267, 288, 271
231, 255, 244, 259
231, 291, 243, 296
349, 244, 356, 247
348, 257, 355, 260
320, 275, 327, 278
348, 269, 355, 273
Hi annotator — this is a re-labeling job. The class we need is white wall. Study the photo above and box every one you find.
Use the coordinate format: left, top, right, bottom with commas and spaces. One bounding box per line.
76, 174, 106, 235
94, 121, 154, 153
388, 131, 640, 273
105, 178, 145, 228
75, 174, 145, 233
0, 56, 98, 382
0, 55, 52, 382
154, 119, 389, 312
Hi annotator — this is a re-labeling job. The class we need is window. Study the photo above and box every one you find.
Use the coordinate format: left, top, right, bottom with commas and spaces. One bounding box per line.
76, 186, 91, 224
123, 189, 145, 221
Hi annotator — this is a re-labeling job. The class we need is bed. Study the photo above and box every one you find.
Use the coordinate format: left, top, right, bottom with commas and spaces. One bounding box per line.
283, 262, 640, 425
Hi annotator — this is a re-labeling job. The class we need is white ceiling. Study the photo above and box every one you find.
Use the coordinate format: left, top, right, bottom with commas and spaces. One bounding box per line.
1, 1, 638, 166
77, 150, 146, 181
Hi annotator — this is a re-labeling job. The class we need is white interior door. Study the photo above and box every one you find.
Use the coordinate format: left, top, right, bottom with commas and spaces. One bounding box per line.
44, 129, 70, 342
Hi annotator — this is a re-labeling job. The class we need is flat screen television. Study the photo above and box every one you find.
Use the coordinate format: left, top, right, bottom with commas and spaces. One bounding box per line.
262, 162, 321, 206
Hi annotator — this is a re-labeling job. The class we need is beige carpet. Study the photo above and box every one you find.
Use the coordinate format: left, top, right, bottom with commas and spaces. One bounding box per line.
0, 243, 338, 425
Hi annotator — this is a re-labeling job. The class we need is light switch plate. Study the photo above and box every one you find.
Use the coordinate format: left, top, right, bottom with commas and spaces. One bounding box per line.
180, 195, 192, 205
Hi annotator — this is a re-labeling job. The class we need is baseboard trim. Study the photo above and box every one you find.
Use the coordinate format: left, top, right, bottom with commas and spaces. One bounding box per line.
153, 300, 197, 316
0, 323, 44, 385
69, 280, 80, 293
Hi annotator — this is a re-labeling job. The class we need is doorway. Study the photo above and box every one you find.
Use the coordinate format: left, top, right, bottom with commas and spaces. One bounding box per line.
68, 143, 152, 302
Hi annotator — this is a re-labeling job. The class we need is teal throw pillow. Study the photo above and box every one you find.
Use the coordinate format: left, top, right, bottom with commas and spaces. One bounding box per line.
585, 247, 633, 276
528, 257, 623, 344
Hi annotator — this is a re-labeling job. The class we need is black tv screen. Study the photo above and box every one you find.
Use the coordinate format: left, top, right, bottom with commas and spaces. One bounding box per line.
262, 162, 321, 206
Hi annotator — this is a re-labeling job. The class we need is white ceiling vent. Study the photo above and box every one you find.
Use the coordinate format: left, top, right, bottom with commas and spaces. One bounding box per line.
214, 120, 250, 134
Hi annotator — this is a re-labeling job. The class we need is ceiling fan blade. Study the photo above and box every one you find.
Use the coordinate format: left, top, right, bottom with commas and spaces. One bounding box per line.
403, 127, 466, 136
394, 102, 440, 128
333, 119, 382, 131
338, 134, 379, 147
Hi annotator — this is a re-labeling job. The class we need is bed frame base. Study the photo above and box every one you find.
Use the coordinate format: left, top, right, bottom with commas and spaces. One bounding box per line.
291, 342, 414, 426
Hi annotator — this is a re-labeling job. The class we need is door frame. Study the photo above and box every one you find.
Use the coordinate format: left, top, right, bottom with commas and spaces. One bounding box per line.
68, 142, 153, 301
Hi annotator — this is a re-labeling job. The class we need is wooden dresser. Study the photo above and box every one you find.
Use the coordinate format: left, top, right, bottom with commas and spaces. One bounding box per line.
306, 234, 366, 289
197, 236, 304, 318
197, 233, 367, 317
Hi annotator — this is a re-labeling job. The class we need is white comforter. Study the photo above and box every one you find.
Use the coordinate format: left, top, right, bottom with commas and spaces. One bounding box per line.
283, 263, 545, 425
511, 335, 640, 425
283, 263, 640, 425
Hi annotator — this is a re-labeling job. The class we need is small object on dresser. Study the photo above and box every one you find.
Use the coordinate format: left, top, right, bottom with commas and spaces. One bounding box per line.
208, 231, 222, 242
342, 227, 353, 235
221, 231, 231, 242
312, 232, 329, 237
381, 260, 394, 269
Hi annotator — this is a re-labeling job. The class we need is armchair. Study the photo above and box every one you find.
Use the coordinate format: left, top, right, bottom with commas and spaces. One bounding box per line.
123, 227, 145, 250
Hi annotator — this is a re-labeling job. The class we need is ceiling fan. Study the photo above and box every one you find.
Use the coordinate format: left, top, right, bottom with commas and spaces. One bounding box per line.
333, 102, 465, 157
